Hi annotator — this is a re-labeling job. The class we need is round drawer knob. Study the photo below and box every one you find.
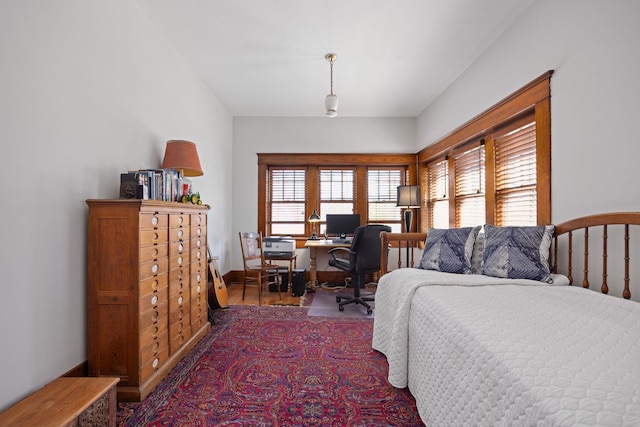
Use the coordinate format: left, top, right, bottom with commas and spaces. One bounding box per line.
178, 296, 183, 305
152, 358, 159, 369
178, 217, 183, 224
178, 230, 184, 238
151, 295, 158, 305
151, 264, 159, 274
152, 217, 159, 226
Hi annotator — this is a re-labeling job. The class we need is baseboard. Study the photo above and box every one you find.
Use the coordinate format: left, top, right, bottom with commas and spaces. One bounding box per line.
62, 361, 88, 377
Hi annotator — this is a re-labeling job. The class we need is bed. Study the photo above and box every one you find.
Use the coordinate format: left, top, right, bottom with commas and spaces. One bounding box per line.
372, 213, 640, 426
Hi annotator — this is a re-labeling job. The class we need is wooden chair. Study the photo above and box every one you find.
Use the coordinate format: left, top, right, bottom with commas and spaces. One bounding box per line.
238, 231, 282, 305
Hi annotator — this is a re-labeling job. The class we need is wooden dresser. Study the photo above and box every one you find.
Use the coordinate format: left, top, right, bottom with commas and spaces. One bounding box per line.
86, 199, 210, 401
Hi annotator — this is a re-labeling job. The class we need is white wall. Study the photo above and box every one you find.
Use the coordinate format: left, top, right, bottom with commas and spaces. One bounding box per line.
417, 0, 640, 299
231, 117, 416, 272
0, 0, 233, 411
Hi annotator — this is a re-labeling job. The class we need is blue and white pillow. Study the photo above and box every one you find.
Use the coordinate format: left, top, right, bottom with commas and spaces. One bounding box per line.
470, 229, 485, 274
419, 226, 481, 274
481, 224, 554, 282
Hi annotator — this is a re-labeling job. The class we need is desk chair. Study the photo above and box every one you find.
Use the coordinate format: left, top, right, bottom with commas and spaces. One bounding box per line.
238, 232, 282, 306
327, 224, 391, 314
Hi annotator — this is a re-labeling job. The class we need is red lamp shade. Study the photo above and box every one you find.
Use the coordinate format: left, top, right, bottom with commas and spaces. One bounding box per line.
161, 140, 203, 177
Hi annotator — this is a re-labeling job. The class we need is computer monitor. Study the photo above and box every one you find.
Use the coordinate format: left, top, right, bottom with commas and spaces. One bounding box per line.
325, 214, 361, 238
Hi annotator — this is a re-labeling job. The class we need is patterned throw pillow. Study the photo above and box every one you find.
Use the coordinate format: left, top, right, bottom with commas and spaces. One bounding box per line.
419, 226, 481, 274
481, 225, 554, 282
470, 229, 485, 274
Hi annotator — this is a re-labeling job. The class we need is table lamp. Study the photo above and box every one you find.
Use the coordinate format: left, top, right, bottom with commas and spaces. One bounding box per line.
308, 208, 321, 240
397, 185, 421, 266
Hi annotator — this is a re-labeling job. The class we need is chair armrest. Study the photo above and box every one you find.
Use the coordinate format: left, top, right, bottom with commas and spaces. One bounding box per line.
327, 247, 353, 258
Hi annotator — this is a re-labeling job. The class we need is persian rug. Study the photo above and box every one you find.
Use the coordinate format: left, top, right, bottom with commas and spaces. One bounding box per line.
307, 289, 375, 318
117, 305, 423, 426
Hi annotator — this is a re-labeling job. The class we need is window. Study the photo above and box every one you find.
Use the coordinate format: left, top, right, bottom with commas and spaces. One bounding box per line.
367, 168, 403, 232
268, 168, 306, 235
258, 154, 416, 241
454, 143, 485, 227
319, 168, 354, 233
494, 121, 537, 226
426, 159, 449, 229
418, 71, 552, 229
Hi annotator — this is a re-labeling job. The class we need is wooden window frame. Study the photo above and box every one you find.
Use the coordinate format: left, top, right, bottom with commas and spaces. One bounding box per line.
417, 70, 553, 229
258, 153, 417, 246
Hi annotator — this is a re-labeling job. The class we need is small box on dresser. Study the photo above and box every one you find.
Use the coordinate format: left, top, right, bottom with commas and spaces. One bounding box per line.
86, 199, 210, 402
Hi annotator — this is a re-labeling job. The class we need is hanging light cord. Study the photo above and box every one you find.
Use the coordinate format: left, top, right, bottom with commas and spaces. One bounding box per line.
329, 57, 334, 95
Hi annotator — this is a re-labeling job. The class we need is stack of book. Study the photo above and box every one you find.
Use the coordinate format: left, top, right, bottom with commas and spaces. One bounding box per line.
120, 169, 183, 202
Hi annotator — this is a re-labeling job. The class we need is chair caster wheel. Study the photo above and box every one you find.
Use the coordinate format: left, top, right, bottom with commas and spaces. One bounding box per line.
336, 296, 341, 303
367, 308, 372, 315
339, 305, 344, 312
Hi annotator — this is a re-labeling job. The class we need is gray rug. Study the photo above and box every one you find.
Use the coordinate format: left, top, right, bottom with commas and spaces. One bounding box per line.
307, 289, 375, 318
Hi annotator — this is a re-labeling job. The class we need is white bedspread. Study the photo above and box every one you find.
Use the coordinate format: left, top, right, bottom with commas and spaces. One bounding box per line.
372, 268, 640, 426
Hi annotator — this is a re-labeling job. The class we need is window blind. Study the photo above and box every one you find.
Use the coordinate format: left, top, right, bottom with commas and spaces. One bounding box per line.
427, 159, 449, 229
454, 144, 485, 228
368, 168, 402, 230
269, 168, 306, 235
495, 122, 537, 225
319, 169, 355, 232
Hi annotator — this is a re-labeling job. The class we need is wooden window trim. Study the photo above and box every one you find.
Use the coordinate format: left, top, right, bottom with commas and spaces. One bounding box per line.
417, 70, 553, 228
258, 153, 416, 244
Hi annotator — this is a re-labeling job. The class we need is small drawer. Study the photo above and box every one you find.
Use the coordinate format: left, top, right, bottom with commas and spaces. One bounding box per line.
139, 286, 169, 313
140, 228, 168, 246
169, 253, 189, 271
170, 214, 191, 227
139, 301, 168, 330
190, 247, 205, 263
191, 214, 206, 226
140, 345, 169, 383
191, 236, 206, 250
139, 258, 169, 281
169, 227, 190, 242
139, 273, 168, 297
169, 241, 190, 257
191, 268, 206, 288
169, 277, 188, 297
140, 213, 169, 229
169, 297, 190, 323
191, 226, 205, 239
140, 332, 169, 367
140, 313, 169, 346
140, 244, 169, 263
190, 280, 205, 297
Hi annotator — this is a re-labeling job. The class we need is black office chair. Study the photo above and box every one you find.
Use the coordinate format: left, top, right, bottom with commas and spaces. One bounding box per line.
327, 224, 391, 314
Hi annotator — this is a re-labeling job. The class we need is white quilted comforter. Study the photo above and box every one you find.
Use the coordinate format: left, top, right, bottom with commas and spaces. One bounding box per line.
372, 268, 640, 426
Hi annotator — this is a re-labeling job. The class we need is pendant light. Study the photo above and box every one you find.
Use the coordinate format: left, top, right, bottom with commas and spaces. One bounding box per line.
324, 53, 338, 117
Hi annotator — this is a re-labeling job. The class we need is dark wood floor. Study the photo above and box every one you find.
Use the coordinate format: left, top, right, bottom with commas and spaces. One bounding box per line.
222, 281, 306, 306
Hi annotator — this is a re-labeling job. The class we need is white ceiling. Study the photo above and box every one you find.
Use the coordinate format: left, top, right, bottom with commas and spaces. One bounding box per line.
138, 0, 534, 118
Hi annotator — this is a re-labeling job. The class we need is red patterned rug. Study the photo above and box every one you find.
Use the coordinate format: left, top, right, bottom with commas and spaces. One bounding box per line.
117, 305, 424, 426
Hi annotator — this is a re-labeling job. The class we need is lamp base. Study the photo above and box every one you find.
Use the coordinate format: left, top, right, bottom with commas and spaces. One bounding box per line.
310, 231, 319, 240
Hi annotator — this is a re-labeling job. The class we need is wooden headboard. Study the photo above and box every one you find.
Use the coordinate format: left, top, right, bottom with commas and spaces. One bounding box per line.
379, 212, 640, 300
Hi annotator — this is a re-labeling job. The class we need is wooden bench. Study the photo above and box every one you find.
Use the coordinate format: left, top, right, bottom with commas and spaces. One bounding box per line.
0, 377, 119, 426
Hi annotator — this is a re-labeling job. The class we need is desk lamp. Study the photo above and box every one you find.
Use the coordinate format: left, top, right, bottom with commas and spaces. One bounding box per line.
308, 208, 321, 240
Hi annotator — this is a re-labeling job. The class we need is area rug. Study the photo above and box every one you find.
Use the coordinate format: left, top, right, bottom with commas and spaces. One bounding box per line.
307, 289, 375, 318
117, 305, 423, 426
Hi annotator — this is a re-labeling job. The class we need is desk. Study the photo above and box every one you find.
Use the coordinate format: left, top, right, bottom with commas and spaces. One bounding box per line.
304, 239, 351, 288
264, 253, 297, 291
